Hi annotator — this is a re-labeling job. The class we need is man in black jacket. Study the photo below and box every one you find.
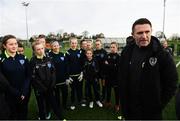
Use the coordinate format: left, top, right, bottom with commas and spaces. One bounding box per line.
118, 18, 178, 120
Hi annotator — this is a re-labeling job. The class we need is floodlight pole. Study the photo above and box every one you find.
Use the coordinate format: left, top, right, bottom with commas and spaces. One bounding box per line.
162, 0, 166, 39
22, 2, 29, 45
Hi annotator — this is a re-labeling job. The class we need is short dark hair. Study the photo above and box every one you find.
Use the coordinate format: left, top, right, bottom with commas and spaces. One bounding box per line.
18, 41, 24, 48
126, 36, 134, 45
132, 18, 152, 34
95, 39, 102, 43
36, 34, 46, 43
111, 41, 118, 47
80, 39, 86, 45
38, 34, 46, 39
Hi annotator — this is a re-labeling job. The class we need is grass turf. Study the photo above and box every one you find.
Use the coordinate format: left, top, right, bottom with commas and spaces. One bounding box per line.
24, 47, 180, 120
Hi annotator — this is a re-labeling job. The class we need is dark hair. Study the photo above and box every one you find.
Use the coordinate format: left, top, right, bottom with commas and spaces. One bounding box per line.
38, 34, 46, 39
111, 41, 118, 47
132, 18, 152, 34
95, 39, 102, 43
36, 34, 46, 43
126, 36, 134, 45
1, 34, 16, 51
80, 39, 86, 45
17, 41, 24, 48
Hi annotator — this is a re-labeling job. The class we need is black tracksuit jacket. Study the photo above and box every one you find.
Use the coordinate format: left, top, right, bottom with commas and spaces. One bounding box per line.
118, 36, 178, 119
105, 53, 120, 86
93, 48, 107, 79
83, 58, 99, 81
30, 56, 56, 92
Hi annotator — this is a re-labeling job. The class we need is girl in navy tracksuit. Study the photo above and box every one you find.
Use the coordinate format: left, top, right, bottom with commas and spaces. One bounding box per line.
30, 41, 62, 120
83, 49, 103, 108
49, 41, 68, 109
0, 35, 30, 119
93, 39, 107, 101
105, 42, 120, 112
65, 38, 83, 110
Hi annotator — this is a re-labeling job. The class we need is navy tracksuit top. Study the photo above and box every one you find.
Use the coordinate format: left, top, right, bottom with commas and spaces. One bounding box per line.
0, 52, 30, 97
66, 48, 83, 76
93, 48, 107, 78
106, 53, 120, 85
49, 51, 68, 83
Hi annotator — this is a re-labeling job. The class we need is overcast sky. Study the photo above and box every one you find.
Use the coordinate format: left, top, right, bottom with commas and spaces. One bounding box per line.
0, 0, 179, 39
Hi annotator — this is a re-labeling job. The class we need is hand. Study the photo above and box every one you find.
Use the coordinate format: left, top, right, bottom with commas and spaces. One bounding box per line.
102, 79, 106, 86
78, 72, 83, 82
21, 95, 25, 100
66, 77, 73, 85
105, 61, 108, 65
69, 77, 73, 83
66, 79, 70, 85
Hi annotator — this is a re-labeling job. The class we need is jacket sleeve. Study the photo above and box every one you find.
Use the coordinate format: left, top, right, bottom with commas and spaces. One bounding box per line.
80, 50, 85, 72
0, 58, 21, 97
0, 71, 21, 97
64, 55, 69, 80
159, 51, 178, 109
65, 51, 70, 77
0, 72, 9, 92
94, 60, 100, 78
102, 50, 108, 78
50, 61, 56, 88
22, 58, 31, 96
82, 62, 87, 80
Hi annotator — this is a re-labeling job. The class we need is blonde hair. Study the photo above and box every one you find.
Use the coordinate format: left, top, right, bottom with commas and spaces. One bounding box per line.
50, 41, 59, 46
31, 41, 43, 51
69, 37, 78, 43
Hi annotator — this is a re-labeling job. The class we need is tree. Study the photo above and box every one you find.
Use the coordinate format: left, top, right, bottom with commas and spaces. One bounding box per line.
170, 33, 180, 41
99, 33, 105, 38
0, 36, 3, 42
155, 31, 166, 39
82, 30, 89, 39
62, 32, 70, 41
69, 32, 76, 37
92, 35, 97, 40
95, 33, 105, 39
46, 33, 57, 43
29, 35, 37, 43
